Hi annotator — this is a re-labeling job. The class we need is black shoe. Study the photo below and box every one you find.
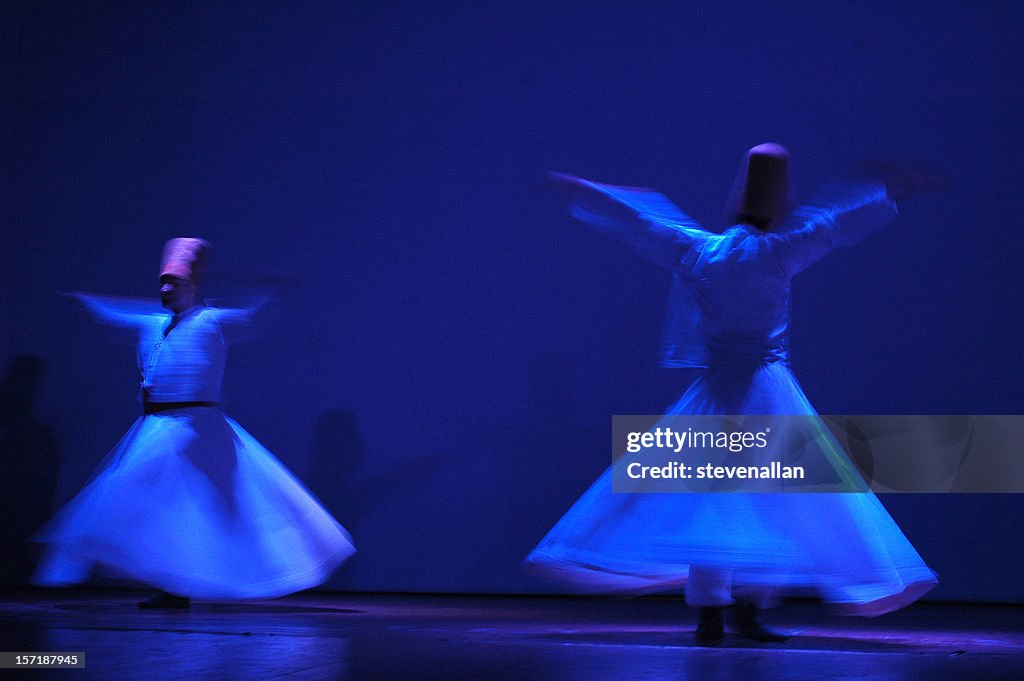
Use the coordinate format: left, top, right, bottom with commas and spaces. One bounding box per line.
138, 591, 191, 610
729, 601, 788, 642
695, 607, 725, 645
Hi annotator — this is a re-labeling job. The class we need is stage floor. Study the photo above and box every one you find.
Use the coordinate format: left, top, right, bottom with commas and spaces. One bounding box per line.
0, 590, 1021, 680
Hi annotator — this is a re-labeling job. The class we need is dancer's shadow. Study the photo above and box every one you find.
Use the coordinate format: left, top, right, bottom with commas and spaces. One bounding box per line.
0, 356, 60, 585
308, 409, 447, 587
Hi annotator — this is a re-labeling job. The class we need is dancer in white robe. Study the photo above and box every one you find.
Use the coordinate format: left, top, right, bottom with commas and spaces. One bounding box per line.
525, 144, 937, 643
34, 238, 354, 608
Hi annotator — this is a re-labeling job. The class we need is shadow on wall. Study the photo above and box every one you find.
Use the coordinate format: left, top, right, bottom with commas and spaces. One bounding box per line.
308, 409, 365, 550
308, 409, 449, 589
503, 352, 613, 586
0, 356, 60, 585
303, 353, 619, 593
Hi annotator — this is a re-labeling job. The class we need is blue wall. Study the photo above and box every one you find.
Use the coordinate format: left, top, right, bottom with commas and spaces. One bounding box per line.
4, 1, 1022, 602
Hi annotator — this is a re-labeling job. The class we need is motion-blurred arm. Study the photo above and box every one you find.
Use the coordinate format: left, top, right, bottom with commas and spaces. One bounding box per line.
64, 291, 165, 330
204, 272, 298, 341
549, 171, 709, 269
768, 181, 899, 275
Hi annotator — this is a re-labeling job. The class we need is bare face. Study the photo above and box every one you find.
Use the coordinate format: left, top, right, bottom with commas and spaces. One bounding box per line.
159, 275, 197, 314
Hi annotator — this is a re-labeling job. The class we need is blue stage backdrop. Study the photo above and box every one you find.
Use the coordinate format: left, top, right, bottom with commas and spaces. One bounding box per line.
4, 1, 1022, 602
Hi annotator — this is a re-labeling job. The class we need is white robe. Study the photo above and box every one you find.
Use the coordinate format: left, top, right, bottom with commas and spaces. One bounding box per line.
525, 177, 936, 614
34, 297, 355, 599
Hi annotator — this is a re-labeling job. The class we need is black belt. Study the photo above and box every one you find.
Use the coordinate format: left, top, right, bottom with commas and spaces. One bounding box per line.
143, 401, 217, 415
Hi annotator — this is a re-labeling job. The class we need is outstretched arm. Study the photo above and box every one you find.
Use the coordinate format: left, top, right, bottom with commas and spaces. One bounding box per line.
769, 161, 946, 275
548, 171, 709, 270
768, 181, 899, 275
63, 291, 165, 329
204, 272, 298, 340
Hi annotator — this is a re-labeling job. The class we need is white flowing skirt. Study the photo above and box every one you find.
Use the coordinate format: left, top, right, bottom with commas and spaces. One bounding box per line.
34, 407, 355, 599
524, 363, 937, 615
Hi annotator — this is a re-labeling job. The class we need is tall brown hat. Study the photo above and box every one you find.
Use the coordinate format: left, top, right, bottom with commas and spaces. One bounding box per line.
159, 237, 210, 283
728, 143, 790, 229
